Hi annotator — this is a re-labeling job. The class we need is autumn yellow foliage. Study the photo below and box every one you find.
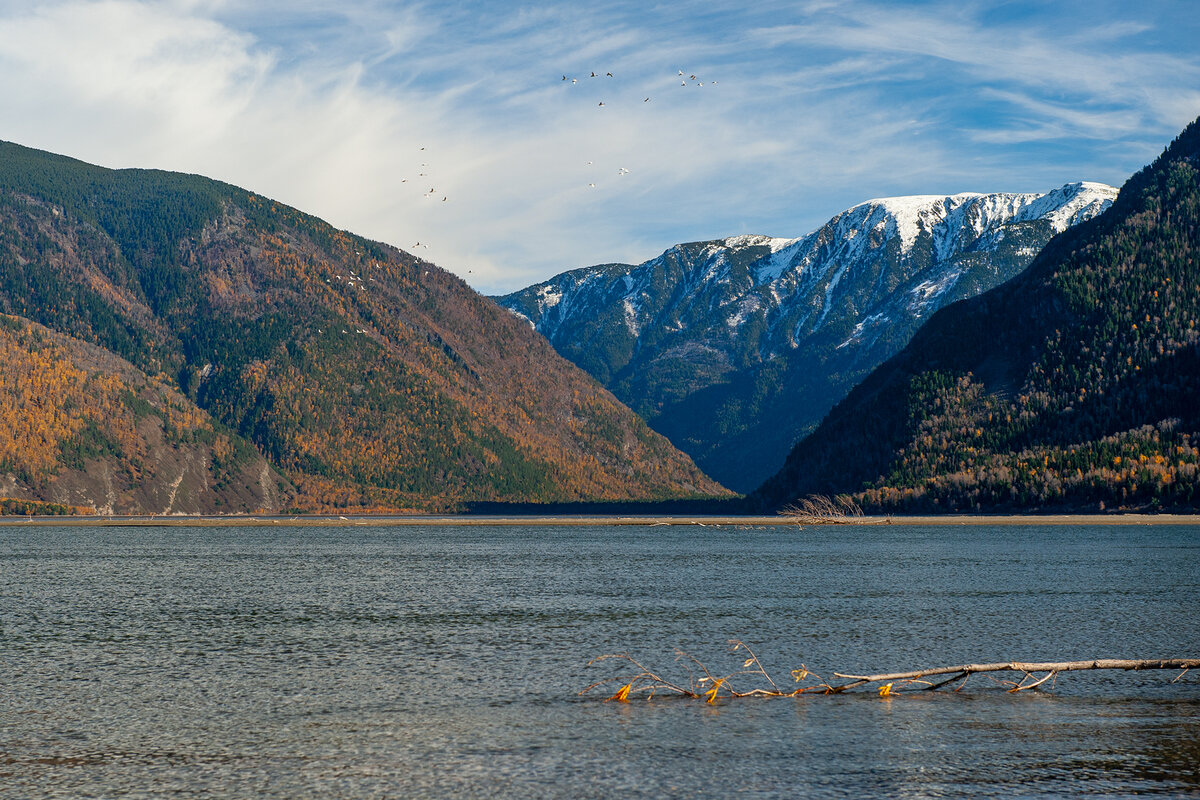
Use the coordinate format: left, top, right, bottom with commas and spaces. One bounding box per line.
0, 316, 205, 482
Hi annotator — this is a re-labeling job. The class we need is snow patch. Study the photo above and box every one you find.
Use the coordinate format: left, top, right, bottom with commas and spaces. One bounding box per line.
837, 312, 892, 349
726, 295, 762, 329
537, 284, 563, 309
855, 193, 983, 250
908, 270, 963, 316
752, 237, 806, 284
622, 297, 640, 336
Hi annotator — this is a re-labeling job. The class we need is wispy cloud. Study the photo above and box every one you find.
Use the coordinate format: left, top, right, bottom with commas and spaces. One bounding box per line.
747, 2, 1200, 141
0, 0, 1196, 292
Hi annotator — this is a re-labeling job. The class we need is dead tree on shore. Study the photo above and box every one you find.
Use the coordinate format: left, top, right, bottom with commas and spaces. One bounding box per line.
582, 642, 1200, 702
779, 495, 866, 524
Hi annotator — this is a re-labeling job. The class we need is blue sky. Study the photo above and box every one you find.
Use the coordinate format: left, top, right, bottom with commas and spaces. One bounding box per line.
0, 1, 1197, 293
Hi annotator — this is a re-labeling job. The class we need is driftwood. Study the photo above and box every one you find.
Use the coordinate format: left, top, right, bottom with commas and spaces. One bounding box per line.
831, 658, 1200, 693
583, 643, 1200, 702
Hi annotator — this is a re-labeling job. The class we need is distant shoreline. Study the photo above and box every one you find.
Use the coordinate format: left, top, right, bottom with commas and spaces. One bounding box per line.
3, 513, 1200, 527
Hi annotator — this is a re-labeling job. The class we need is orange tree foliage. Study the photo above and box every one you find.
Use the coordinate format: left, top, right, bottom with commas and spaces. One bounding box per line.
0, 143, 725, 510
0, 498, 92, 516
0, 315, 208, 485
0, 317, 133, 480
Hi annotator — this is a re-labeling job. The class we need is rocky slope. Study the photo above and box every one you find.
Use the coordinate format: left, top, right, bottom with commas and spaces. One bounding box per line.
497, 182, 1117, 491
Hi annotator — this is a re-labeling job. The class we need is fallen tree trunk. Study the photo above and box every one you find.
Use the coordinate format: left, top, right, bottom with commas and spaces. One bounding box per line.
583, 644, 1200, 701
834, 658, 1200, 692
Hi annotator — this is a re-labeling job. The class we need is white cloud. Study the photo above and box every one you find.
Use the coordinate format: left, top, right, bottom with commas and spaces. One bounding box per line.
0, 0, 1196, 293
747, 3, 1200, 136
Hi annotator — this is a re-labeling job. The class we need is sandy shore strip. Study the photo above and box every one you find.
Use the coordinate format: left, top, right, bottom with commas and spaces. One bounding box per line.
3, 513, 1200, 527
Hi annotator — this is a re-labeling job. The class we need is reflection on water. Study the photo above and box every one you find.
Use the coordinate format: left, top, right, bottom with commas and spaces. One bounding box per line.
2, 523, 1198, 798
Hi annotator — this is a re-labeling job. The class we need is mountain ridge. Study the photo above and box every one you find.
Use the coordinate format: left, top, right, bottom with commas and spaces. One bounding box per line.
0, 140, 727, 513
752, 116, 1200, 513
496, 181, 1117, 491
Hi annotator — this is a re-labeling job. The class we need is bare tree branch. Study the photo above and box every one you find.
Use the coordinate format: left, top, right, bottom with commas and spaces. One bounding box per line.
830, 659, 1200, 692
583, 652, 1200, 701
778, 495, 867, 524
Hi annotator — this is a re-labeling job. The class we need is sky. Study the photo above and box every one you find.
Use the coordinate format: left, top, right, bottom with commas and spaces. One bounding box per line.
0, 1, 1198, 294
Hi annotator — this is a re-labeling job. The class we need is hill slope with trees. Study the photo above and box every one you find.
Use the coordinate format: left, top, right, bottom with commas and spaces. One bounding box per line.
0, 314, 290, 514
753, 117, 1200, 514
0, 141, 725, 512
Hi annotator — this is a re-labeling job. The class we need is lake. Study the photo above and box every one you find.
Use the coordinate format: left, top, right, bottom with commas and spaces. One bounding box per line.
3, 522, 1198, 798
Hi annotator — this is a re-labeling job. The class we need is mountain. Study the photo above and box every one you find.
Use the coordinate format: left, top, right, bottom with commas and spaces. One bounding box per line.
753, 116, 1200, 514
496, 182, 1116, 491
0, 314, 291, 514
0, 141, 726, 513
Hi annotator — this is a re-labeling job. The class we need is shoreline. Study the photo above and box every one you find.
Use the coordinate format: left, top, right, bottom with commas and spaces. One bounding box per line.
3, 513, 1200, 527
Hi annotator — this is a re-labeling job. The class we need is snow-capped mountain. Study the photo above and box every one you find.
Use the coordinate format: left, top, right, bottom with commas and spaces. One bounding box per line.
495, 181, 1118, 492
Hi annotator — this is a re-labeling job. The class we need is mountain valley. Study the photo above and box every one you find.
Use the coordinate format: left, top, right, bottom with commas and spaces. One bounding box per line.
498, 182, 1117, 491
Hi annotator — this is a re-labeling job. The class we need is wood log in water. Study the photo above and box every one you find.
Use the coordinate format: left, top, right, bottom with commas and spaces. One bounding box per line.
832, 658, 1200, 693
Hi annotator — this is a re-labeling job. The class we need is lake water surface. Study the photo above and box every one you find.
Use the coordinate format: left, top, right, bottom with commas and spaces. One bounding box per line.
3, 522, 1199, 798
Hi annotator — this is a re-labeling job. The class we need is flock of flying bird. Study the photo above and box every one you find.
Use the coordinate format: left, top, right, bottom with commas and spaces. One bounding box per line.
400, 68, 715, 257
563, 69, 714, 192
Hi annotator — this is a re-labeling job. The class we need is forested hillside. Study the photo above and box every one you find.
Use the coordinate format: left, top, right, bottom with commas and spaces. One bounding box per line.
754, 117, 1200, 513
0, 315, 289, 514
0, 141, 725, 512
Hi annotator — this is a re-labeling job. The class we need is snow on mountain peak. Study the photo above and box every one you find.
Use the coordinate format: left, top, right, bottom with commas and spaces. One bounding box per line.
722, 233, 797, 252
536, 284, 563, 308
497, 180, 1117, 354
854, 193, 984, 250
1015, 181, 1119, 232
492, 178, 1120, 494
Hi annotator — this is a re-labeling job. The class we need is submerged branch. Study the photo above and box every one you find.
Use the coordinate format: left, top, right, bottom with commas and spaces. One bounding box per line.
829, 658, 1200, 692
583, 649, 1200, 702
